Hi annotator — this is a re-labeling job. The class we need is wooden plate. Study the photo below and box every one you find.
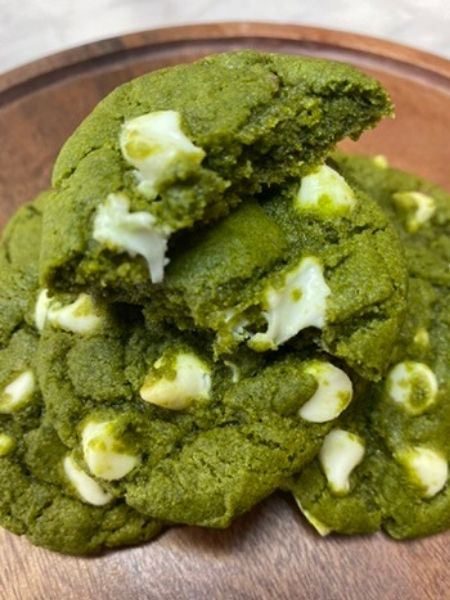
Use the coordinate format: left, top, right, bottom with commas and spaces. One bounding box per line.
0, 23, 449, 600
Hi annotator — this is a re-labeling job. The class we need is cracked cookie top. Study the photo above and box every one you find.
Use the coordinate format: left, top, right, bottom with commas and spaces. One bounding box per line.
39, 51, 392, 299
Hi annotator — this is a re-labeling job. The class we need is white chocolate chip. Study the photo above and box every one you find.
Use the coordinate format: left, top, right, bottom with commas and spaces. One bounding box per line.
299, 362, 353, 423
395, 446, 448, 498
63, 455, 113, 506
249, 257, 330, 351
392, 191, 436, 232
140, 351, 211, 410
0, 370, 35, 414
372, 154, 389, 169
294, 496, 332, 536
387, 361, 438, 415
0, 433, 15, 457
93, 193, 170, 283
295, 165, 356, 216
120, 110, 205, 199
34, 289, 51, 332
82, 420, 139, 481
319, 429, 365, 495
35, 290, 103, 335
47, 293, 103, 335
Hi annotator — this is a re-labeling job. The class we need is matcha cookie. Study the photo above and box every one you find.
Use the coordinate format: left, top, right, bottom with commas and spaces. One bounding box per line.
143, 165, 407, 381
0, 197, 161, 554
36, 299, 357, 528
40, 51, 392, 300
289, 156, 450, 539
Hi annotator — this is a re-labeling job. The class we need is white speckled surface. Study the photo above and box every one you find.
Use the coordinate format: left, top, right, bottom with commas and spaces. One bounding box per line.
0, 0, 449, 72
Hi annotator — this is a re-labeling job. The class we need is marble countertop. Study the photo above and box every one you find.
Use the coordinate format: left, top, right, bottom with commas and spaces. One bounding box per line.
0, 0, 449, 73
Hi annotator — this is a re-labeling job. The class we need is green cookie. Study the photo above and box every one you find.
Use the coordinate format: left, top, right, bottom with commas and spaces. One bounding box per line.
142, 165, 407, 381
0, 197, 161, 555
40, 50, 392, 301
289, 155, 450, 539
37, 307, 357, 528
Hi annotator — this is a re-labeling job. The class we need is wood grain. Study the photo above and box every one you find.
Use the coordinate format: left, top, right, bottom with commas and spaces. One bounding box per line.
0, 23, 449, 600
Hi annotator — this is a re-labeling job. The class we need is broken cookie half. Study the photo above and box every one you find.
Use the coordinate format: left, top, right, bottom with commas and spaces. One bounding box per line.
40, 50, 392, 299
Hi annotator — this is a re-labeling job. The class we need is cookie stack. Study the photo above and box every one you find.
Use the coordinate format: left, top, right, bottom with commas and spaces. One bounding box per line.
0, 51, 448, 554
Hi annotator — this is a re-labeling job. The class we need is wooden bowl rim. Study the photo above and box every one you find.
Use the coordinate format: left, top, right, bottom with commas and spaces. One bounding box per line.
1, 21, 449, 103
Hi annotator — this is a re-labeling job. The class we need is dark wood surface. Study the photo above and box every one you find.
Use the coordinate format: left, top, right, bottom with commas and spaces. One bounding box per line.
0, 22, 449, 600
